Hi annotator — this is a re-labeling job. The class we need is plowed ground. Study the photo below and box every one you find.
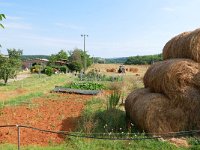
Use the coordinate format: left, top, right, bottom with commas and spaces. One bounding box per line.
0, 93, 93, 146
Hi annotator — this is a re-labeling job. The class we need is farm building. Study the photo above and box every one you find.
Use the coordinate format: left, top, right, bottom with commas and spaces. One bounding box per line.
22, 58, 49, 70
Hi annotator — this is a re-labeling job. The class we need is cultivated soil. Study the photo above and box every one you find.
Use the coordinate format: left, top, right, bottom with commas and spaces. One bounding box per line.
0, 93, 94, 146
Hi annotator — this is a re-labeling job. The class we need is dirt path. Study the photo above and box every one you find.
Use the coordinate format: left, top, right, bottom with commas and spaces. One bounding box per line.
0, 73, 31, 84
0, 93, 93, 146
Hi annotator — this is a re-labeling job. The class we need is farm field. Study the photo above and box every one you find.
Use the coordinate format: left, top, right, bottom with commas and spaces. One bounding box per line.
0, 64, 198, 150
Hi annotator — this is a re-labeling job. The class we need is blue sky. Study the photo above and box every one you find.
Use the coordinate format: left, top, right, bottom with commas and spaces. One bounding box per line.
0, 0, 200, 58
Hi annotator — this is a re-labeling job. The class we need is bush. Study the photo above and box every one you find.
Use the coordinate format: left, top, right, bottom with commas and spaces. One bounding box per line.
44, 66, 53, 76
68, 61, 82, 72
60, 66, 68, 73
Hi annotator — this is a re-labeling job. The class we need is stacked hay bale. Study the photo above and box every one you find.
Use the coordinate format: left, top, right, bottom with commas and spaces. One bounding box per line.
125, 28, 200, 134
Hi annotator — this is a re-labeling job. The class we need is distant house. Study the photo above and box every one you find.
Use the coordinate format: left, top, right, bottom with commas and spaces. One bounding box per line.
22, 58, 49, 70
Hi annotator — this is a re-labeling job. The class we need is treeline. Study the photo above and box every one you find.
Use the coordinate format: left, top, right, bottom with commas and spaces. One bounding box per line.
105, 57, 128, 64
124, 54, 162, 65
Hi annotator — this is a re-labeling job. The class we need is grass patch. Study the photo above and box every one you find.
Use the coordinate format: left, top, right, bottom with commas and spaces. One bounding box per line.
0, 92, 43, 107
73, 95, 193, 150
0, 74, 74, 102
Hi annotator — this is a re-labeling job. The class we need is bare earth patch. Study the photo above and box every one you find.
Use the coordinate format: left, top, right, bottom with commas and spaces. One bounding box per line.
0, 93, 93, 146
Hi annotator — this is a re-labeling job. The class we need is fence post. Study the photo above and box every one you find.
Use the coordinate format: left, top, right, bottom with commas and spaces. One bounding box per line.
16, 125, 20, 150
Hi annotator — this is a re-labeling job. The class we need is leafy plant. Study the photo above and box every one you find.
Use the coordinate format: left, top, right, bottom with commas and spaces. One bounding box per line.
65, 82, 105, 90
78, 70, 123, 82
107, 90, 121, 110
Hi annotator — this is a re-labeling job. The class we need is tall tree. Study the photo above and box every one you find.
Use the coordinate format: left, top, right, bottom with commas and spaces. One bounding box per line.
0, 49, 23, 85
68, 48, 92, 72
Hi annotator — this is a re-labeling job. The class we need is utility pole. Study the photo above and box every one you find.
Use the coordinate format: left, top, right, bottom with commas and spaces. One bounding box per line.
81, 34, 88, 73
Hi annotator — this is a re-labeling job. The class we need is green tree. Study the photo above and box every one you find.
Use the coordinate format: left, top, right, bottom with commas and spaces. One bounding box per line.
0, 49, 23, 85
68, 49, 83, 72
124, 54, 162, 65
56, 49, 68, 60
68, 48, 92, 72
0, 14, 6, 28
48, 50, 68, 66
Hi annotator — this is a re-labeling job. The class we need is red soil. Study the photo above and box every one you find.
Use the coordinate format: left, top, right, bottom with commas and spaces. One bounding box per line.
0, 93, 93, 146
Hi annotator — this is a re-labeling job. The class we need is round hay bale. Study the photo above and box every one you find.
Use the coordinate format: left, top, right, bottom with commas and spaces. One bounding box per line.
125, 88, 150, 117
125, 88, 188, 134
163, 28, 200, 62
143, 59, 200, 102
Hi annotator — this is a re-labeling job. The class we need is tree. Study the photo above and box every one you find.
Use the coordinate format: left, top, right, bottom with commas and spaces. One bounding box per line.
48, 50, 68, 65
68, 48, 92, 72
0, 49, 23, 85
0, 14, 6, 28
68, 49, 83, 72
56, 50, 68, 60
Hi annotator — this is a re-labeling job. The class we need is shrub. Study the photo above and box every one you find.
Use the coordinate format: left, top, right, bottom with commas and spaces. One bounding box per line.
68, 61, 82, 72
45, 66, 53, 76
60, 66, 68, 73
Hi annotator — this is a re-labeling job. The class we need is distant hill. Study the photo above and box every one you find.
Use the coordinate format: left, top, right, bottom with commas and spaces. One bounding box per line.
21, 55, 50, 61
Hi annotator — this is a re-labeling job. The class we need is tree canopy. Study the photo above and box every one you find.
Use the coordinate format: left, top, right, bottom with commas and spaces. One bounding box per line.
0, 49, 23, 84
68, 48, 92, 72
48, 50, 68, 65
124, 54, 162, 65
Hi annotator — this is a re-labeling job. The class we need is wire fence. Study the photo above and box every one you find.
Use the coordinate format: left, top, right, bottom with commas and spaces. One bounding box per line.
0, 124, 200, 150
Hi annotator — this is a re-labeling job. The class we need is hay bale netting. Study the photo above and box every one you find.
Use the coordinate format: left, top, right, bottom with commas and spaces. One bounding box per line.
125, 88, 188, 134
143, 59, 200, 103
163, 29, 200, 62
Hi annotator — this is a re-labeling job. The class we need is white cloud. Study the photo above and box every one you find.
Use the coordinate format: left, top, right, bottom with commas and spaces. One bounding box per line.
55, 23, 84, 30
4, 22, 32, 30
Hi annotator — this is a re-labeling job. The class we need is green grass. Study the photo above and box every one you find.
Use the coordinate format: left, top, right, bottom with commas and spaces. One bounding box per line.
0, 74, 74, 106
73, 97, 191, 150
0, 138, 188, 150
0, 92, 43, 107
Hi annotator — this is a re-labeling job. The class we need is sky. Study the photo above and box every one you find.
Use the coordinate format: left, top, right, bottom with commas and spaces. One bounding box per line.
0, 0, 200, 58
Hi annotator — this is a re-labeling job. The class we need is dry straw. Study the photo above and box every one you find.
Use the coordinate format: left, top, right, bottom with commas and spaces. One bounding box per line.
163, 28, 200, 62
143, 59, 200, 103
125, 88, 200, 134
